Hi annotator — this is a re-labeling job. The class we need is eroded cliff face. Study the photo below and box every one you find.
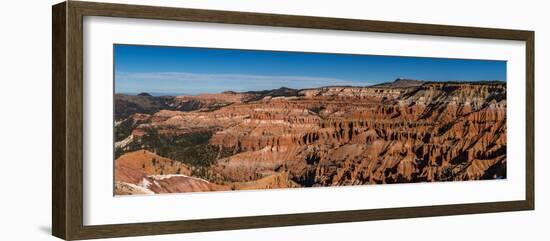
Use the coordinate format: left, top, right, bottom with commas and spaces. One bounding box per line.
114, 80, 506, 194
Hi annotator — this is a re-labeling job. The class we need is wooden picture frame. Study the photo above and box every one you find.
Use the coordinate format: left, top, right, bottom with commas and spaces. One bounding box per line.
52, 1, 534, 240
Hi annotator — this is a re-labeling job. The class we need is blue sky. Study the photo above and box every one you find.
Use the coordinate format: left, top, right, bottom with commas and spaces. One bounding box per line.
114, 44, 506, 95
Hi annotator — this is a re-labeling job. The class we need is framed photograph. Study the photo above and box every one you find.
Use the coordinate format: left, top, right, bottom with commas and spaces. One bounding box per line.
52, 1, 534, 240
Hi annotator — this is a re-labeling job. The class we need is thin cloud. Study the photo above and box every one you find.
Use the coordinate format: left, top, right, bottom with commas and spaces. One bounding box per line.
115, 72, 372, 94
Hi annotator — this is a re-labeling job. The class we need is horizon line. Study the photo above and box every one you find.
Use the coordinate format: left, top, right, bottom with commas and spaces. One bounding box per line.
115, 79, 506, 97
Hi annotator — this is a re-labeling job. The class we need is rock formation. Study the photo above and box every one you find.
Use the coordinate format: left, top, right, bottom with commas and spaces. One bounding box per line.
114, 79, 507, 194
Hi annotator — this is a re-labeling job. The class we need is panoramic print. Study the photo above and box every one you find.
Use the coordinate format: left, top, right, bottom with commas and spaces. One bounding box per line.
113, 44, 507, 195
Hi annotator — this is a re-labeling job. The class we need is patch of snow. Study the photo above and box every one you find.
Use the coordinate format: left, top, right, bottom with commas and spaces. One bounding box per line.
120, 182, 155, 195
115, 134, 134, 149
149, 174, 210, 183
139, 177, 152, 189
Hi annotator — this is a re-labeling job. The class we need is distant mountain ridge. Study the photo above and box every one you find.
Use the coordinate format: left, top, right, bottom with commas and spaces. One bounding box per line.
119, 78, 504, 97
115, 79, 505, 120
374, 78, 425, 88
137, 92, 152, 97
373, 78, 505, 88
